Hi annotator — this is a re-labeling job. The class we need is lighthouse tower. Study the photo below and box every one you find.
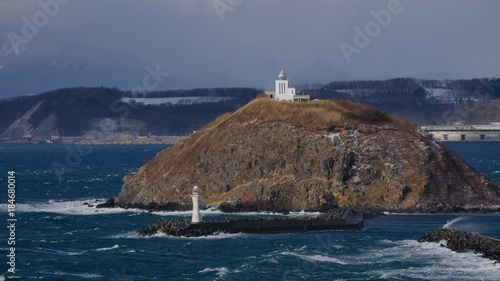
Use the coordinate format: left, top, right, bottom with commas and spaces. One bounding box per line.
274, 70, 296, 101
190, 186, 201, 224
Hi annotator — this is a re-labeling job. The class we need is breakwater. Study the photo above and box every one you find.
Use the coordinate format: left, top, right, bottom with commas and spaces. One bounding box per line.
139, 209, 363, 237
418, 228, 500, 263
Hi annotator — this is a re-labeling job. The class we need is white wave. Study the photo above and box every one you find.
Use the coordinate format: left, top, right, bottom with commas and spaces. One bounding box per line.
52, 271, 103, 279
110, 230, 243, 240
365, 240, 500, 280
112, 231, 169, 239
10, 200, 143, 215
186, 232, 243, 240
288, 252, 347, 265
1, 200, 322, 217
0, 199, 320, 218
96, 244, 120, 252
150, 208, 320, 217
109, 231, 142, 239
288, 211, 321, 217
65, 229, 87, 235
40, 248, 85, 256
443, 216, 465, 229
0, 275, 4, 281
199, 267, 230, 278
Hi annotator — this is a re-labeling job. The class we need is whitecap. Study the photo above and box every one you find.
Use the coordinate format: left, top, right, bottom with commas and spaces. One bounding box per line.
113, 230, 243, 240
288, 252, 348, 265
150, 208, 320, 218
39, 248, 85, 256
185, 232, 243, 240
364, 239, 500, 280
199, 267, 230, 278
108, 231, 142, 239
96, 244, 120, 251
14, 199, 142, 215
8, 199, 320, 218
52, 271, 103, 279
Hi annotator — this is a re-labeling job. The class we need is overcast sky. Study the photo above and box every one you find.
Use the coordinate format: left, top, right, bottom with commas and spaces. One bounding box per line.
1, 0, 500, 94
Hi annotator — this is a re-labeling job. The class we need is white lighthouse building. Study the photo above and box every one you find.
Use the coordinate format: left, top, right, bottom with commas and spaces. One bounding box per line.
190, 186, 201, 224
275, 70, 296, 101
266, 70, 310, 102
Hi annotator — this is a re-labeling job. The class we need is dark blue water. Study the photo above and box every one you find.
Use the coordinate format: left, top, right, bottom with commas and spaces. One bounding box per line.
1, 143, 500, 280
444, 142, 500, 183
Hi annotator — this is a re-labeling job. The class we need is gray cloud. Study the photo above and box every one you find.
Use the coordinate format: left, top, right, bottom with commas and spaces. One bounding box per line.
0, 0, 499, 97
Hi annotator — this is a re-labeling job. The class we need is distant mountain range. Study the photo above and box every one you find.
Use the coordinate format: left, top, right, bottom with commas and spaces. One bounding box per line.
0, 40, 148, 97
0, 40, 257, 98
0, 38, 361, 98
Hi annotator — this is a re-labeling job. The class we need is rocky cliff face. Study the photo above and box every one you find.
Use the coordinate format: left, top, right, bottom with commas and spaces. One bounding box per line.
116, 98, 500, 212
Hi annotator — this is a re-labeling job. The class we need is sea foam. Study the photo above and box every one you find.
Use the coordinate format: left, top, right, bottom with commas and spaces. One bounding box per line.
199, 267, 232, 278
4, 200, 139, 215
288, 252, 348, 265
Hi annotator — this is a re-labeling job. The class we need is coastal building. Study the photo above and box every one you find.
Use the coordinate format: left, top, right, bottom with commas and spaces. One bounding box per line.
266, 70, 310, 102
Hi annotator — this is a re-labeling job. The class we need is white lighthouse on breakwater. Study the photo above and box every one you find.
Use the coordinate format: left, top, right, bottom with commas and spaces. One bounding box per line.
191, 186, 201, 224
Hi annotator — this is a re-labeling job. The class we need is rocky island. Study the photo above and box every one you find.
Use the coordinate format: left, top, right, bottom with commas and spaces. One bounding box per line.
111, 97, 500, 213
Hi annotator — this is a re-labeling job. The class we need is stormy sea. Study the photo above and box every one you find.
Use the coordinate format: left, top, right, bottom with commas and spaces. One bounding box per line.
0, 143, 499, 280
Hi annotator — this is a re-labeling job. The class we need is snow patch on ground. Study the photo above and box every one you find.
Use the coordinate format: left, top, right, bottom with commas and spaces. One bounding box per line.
121, 96, 235, 106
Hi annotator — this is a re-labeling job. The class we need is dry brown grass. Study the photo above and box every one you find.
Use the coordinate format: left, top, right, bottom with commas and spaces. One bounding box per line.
150, 98, 417, 175
232, 98, 416, 133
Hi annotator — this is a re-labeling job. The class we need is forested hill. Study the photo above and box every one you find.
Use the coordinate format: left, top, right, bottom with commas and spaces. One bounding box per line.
309, 77, 500, 125
0, 87, 260, 138
1, 77, 499, 139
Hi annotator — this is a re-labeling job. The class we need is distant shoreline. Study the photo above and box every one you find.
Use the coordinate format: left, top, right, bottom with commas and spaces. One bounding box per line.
0, 135, 185, 145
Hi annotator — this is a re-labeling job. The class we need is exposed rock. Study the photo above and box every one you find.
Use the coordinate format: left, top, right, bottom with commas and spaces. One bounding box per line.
96, 197, 116, 208
418, 228, 500, 263
96, 197, 203, 212
115, 98, 500, 212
